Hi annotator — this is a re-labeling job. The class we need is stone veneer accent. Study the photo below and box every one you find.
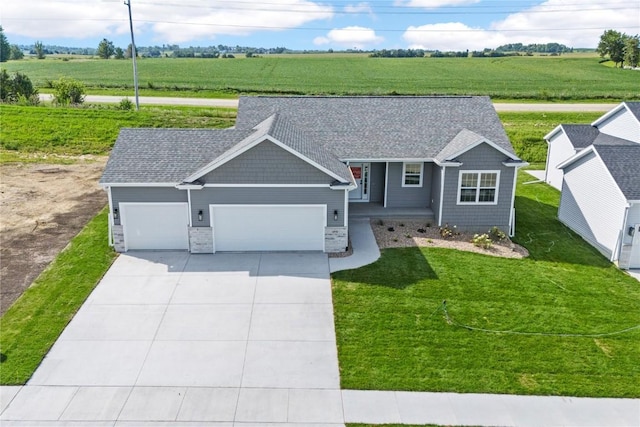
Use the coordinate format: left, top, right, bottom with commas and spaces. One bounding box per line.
325, 226, 348, 253
189, 227, 214, 253
112, 225, 125, 252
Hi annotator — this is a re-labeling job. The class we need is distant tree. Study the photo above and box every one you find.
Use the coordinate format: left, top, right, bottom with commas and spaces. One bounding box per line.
597, 30, 625, 67
0, 71, 39, 104
97, 38, 115, 59
125, 43, 138, 59
52, 77, 85, 106
10, 45, 24, 60
34, 41, 46, 59
623, 35, 640, 68
114, 47, 124, 59
0, 26, 10, 62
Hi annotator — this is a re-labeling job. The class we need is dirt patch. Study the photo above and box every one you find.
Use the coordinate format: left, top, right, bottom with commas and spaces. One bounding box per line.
0, 158, 108, 315
370, 219, 529, 259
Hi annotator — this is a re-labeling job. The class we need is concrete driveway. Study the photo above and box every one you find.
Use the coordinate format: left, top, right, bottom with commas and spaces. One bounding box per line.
1, 251, 344, 424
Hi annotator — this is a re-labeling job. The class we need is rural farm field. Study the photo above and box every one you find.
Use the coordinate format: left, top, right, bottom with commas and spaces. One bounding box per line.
0, 54, 638, 392
3, 54, 639, 100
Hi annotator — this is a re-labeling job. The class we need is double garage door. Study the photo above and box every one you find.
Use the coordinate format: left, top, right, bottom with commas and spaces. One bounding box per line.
120, 203, 325, 252
211, 205, 325, 252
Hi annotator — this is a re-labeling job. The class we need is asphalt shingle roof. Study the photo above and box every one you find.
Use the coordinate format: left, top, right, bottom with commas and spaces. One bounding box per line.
101, 96, 517, 185
100, 128, 252, 184
562, 124, 600, 148
235, 96, 514, 159
595, 144, 640, 200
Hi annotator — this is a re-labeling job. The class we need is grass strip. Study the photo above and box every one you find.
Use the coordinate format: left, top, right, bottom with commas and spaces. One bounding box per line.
332, 173, 640, 397
0, 209, 117, 384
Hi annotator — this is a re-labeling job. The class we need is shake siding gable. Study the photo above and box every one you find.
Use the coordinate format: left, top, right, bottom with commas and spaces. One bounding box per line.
558, 151, 628, 259
596, 108, 640, 143
440, 143, 514, 230
201, 139, 336, 184
385, 162, 432, 208
190, 187, 345, 228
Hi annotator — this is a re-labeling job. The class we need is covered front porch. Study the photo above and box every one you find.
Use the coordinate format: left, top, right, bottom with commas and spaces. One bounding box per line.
348, 202, 435, 221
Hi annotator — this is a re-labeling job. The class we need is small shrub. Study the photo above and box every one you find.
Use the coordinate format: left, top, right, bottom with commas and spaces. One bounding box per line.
405, 234, 411, 238
393, 238, 398, 242
377, 219, 384, 226
439, 223, 458, 239
472, 233, 493, 249
387, 227, 395, 232
489, 226, 507, 241
52, 77, 85, 106
426, 222, 431, 228
118, 97, 134, 111
417, 228, 426, 233
399, 223, 405, 227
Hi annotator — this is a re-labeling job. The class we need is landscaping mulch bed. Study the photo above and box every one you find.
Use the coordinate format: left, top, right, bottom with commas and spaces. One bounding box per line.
370, 219, 529, 259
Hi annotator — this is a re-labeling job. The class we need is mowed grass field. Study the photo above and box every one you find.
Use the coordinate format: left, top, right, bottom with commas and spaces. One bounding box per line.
3, 55, 639, 100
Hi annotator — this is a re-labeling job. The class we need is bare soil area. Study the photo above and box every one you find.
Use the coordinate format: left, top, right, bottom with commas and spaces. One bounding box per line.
0, 158, 108, 315
371, 219, 529, 259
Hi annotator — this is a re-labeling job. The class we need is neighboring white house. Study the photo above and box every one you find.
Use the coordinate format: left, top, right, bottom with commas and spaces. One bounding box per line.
544, 102, 640, 270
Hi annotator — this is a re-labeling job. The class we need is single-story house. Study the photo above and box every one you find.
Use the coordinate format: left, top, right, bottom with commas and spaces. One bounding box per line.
544, 102, 640, 269
99, 96, 528, 254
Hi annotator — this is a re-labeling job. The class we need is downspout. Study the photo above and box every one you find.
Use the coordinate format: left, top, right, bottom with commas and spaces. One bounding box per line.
438, 166, 445, 227
383, 162, 389, 208
343, 189, 349, 228
106, 186, 114, 247
508, 167, 520, 237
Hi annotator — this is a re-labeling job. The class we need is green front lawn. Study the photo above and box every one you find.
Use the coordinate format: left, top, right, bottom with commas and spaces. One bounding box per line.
0, 209, 117, 384
332, 172, 640, 397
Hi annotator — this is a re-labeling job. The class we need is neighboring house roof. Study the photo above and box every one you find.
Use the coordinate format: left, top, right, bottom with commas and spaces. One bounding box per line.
595, 144, 640, 200
235, 96, 514, 160
561, 124, 600, 149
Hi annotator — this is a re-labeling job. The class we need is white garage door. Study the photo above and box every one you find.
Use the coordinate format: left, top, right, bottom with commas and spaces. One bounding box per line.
211, 204, 326, 252
121, 203, 189, 250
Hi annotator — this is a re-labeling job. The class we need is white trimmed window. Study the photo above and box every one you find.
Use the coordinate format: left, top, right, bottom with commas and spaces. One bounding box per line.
457, 171, 500, 204
402, 162, 423, 187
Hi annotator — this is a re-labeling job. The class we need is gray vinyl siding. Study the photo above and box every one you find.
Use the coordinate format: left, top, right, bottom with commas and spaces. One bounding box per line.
440, 143, 514, 231
201, 140, 335, 184
110, 187, 187, 225
369, 162, 385, 203
558, 151, 628, 259
597, 109, 640, 143
431, 165, 443, 224
385, 162, 432, 208
190, 187, 345, 227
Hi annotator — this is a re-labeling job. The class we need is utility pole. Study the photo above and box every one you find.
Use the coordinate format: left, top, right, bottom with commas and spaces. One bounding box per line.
124, 0, 140, 110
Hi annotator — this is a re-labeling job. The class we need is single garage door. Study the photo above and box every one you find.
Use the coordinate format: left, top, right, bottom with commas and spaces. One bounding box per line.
121, 203, 189, 250
211, 204, 326, 252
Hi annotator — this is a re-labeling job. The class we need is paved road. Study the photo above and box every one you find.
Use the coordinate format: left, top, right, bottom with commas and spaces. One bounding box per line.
39, 93, 617, 112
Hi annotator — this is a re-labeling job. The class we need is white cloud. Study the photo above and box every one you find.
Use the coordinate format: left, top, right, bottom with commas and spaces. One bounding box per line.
314, 26, 383, 49
2, 0, 334, 44
404, 0, 640, 50
395, 0, 479, 8
344, 2, 373, 14
404, 22, 505, 51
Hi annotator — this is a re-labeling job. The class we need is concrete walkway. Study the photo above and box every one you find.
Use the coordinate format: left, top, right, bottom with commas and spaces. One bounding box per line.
329, 218, 381, 273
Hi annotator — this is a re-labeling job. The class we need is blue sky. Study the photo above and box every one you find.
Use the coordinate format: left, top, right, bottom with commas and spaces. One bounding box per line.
2, 1, 639, 51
